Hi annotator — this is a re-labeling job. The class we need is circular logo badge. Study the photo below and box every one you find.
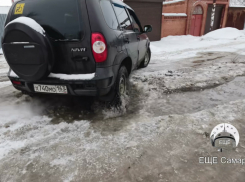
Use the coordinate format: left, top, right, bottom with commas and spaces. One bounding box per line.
210, 123, 239, 152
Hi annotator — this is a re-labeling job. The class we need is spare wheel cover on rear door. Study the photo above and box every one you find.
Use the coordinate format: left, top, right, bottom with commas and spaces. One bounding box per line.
2, 17, 54, 82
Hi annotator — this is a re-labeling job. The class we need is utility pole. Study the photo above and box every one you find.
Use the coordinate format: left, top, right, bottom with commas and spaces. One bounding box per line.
210, 0, 216, 32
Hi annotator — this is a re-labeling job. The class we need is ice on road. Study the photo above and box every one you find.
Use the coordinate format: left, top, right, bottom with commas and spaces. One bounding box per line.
1, 28, 245, 181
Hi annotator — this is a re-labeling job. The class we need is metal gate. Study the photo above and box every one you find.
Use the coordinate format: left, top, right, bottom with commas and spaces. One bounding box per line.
0, 14, 7, 49
204, 5, 224, 34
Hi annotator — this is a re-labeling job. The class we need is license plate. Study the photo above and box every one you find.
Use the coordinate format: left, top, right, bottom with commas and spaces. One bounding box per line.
34, 84, 68, 94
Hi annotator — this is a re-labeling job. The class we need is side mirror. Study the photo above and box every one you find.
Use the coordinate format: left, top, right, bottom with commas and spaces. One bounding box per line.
144, 25, 152, 33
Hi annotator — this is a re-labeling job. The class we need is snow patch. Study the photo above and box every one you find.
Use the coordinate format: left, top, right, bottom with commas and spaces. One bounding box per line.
163, 0, 185, 5
6, 17, 45, 36
48, 73, 95, 80
9, 70, 19, 78
201, 27, 244, 40
150, 28, 245, 55
0, 141, 26, 160
163, 13, 187, 17
0, 81, 11, 88
0, 48, 3, 55
229, 0, 245, 7
230, 5, 245, 7
0, 0, 12, 6
11, 42, 30, 44
150, 35, 200, 53
50, 156, 75, 166
0, 6, 10, 14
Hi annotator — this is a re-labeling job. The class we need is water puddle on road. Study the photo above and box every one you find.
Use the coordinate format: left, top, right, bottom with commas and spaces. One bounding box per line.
42, 76, 245, 124
3, 51, 245, 125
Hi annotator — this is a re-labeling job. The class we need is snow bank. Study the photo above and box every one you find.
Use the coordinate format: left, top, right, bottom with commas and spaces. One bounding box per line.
150, 28, 245, 54
150, 35, 200, 53
201, 27, 244, 40
240, 29, 245, 35
0, 48, 2, 55
48, 73, 95, 80
6, 17, 45, 36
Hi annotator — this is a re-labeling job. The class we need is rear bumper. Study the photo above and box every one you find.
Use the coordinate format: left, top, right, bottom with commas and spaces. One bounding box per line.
8, 66, 118, 97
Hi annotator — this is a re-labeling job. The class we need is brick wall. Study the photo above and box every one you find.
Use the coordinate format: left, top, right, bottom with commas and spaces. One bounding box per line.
226, 8, 245, 30
161, 17, 187, 37
162, 1, 187, 13
161, 1, 187, 37
186, 0, 229, 35
160, 0, 229, 37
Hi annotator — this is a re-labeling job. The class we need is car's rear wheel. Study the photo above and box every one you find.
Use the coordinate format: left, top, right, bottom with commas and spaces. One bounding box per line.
139, 48, 151, 68
118, 67, 128, 96
99, 66, 128, 107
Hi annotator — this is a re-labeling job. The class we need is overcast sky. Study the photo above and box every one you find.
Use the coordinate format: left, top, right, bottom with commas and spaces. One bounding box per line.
0, 0, 12, 6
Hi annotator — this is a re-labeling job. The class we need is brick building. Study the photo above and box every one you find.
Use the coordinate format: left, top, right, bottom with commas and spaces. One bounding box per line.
125, 0, 245, 41
226, 0, 245, 30
161, 0, 229, 37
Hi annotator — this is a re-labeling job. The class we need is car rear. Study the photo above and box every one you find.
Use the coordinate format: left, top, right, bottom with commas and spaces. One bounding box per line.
3, 0, 115, 96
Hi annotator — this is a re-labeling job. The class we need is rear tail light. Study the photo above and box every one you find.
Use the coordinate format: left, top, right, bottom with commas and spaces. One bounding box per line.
91, 33, 107, 63
12, 80, 21, 85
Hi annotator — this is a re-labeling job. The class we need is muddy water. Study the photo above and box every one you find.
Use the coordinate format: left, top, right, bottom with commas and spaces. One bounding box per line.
40, 76, 245, 124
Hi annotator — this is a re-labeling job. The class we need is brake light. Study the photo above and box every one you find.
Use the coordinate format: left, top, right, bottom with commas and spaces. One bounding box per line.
12, 80, 21, 85
91, 33, 107, 63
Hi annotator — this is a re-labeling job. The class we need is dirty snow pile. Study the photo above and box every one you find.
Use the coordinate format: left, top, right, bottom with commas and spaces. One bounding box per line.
6, 17, 45, 36
150, 28, 245, 55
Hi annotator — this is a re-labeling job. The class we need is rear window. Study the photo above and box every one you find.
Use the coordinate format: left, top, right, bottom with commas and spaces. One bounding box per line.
11, 0, 82, 41
100, 0, 119, 30
113, 4, 132, 31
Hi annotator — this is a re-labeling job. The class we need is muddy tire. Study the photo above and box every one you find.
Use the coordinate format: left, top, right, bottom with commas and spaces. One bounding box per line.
139, 48, 151, 69
99, 66, 128, 107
